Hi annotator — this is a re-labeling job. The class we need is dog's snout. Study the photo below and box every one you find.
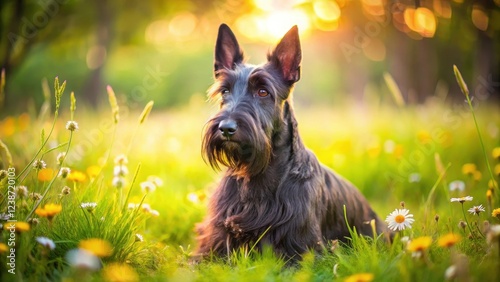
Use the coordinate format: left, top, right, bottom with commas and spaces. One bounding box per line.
219, 119, 237, 137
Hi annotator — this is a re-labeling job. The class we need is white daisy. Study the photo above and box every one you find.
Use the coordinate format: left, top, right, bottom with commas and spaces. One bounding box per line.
468, 204, 485, 215
385, 208, 415, 231
450, 196, 473, 203
36, 237, 56, 250
140, 181, 156, 194
81, 202, 97, 213
65, 120, 79, 131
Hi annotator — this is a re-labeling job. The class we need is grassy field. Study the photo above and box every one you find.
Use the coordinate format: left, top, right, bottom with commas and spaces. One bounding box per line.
1, 77, 500, 281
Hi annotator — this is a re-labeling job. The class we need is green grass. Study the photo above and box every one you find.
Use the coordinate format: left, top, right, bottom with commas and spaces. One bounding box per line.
1, 76, 500, 281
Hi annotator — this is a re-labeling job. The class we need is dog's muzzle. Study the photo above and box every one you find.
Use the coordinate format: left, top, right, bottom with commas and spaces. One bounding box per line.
218, 119, 237, 138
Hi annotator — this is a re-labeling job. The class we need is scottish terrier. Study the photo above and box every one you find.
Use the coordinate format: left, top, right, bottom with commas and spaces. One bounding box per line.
197, 24, 388, 261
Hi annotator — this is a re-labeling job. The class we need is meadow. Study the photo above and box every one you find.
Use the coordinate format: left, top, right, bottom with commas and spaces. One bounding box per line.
1, 73, 500, 282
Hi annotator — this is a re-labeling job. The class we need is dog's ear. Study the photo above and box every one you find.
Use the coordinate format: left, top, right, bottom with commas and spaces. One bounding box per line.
268, 25, 302, 85
214, 24, 244, 76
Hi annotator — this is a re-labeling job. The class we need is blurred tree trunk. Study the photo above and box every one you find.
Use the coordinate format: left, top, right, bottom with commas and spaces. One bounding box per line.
82, 0, 114, 107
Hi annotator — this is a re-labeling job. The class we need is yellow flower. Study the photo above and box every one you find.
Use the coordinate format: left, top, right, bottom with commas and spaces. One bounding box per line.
473, 170, 482, 181
492, 147, 500, 161
102, 263, 139, 282
79, 238, 113, 257
35, 203, 62, 221
67, 170, 87, 182
461, 163, 476, 176
492, 208, 500, 219
417, 130, 432, 144
494, 164, 500, 177
344, 273, 374, 282
407, 236, 432, 252
489, 180, 498, 190
3, 221, 30, 233
86, 165, 101, 178
38, 168, 55, 182
0, 243, 9, 253
438, 233, 461, 248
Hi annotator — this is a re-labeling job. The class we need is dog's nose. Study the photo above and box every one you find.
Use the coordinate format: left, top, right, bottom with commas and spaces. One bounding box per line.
219, 119, 237, 137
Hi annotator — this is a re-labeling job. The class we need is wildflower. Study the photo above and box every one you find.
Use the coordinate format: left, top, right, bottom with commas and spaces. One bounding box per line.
150, 210, 160, 217
450, 196, 473, 203
135, 234, 144, 242
36, 237, 56, 250
458, 221, 467, 231
445, 265, 457, 280
15, 186, 29, 198
67, 170, 87, 182
449, 180, 465, 192
493, 147, 500, 161
492, 208, 500, 219
65, 120, 79, 131
35, 203, 62, 221
0, 170, 7, 180
65, 249, 100, 271
473, 170, 482, 181
112, 176, 126, 189
127, 203, 138, 210
438, 233, 461, 248
81, 202, 97, 213
147, 175, 164, 187
38, 168, 55, 182
3, 221, 30, 233
113, 165, 129, 176
461, 163, 476, 175
434, 214, 440, 223
114, 154, 128, 165
0, 243, 8, 253
140, 181, 156, 193
407, 236, 432, 253
408, 173, 421, 183
86, 165, 100, 178
79, 238, 113, 257
385, 208, 415, 231
61, 186, 71, 195
495, 164, 500, 177
102, 263, 139, 282
33, 159, 46, 170
59, 167, 71, 178
29, 192, 42, 202
56, 152, 66, 165
140, 203, 151, 213
28, 218, 40, 226
489, 180, 498, 190
344, 273, 374, 282
468, 205, 485, 216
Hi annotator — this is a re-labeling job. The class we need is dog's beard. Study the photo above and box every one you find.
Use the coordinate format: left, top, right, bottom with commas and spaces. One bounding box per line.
202, 117, 272, 177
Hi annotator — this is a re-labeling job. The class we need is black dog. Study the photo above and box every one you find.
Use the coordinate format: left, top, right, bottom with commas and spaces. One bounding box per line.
197, 24, 388, 261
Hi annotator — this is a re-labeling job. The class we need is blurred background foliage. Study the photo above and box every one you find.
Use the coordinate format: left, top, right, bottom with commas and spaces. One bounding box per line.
0, 0, 499, 113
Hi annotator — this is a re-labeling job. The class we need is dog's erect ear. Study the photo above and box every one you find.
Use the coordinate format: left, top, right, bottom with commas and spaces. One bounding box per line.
268, 25, 302, 85
214, 24, 244, 75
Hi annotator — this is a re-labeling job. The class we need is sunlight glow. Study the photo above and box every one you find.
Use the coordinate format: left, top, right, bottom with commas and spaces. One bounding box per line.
471, 6, 489, 31
404, 7, 436, 38
313, 0, 341, 22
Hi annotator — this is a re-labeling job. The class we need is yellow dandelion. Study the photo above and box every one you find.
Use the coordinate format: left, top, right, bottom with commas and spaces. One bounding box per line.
35, 203, 62, 221
18, 113, 30, 131
461, 163, 476, 176
67, 170, 87, 183
489, 180, 498, 190
487, 189, 493, 200
473, 170, 482, 182
417, 130, 432, 144
102, 263, 139, 282
407, 236, 432, 252
492, 208, 500, 219
438, 233, 461, 248
492, 147, 500, 161
344, 273, 374, 282
79, 238, 113, 257
37, 168, 55, 182
0, 243, 9, 253
86, 165, 101, 178
3, 221, 30, 233
494, 164, 500, 177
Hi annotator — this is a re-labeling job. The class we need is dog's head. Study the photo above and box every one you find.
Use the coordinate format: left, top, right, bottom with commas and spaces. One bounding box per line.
202, 24, 302, 177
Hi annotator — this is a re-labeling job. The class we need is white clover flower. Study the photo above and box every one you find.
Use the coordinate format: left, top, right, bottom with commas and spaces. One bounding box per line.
112, 176, 127, 189
36, 237, 56, 250
449, 180, 466, 192
135, 234, 144, 242
140, 181, 156, 194
81, 202, 97, 213
141, 203, 151, 213
15, 186, 29, 198
467, 204, 485, 216
127, 203, 138, 210
385, 208, 415, 231
150, 210, 160, 217
65, 120, 79, 131
114, 154, 128, 165
65, 249, 100, 271
147, 176, 163, 187
450, 196, 473, 203
113, 165, 129, 177
56, 152, 66, 165
59, 167, 71, 178
33, 159, 47, 170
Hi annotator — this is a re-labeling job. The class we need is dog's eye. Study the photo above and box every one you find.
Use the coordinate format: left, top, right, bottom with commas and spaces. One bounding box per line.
257, 89, 269, 97
221, 88, 230, 95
